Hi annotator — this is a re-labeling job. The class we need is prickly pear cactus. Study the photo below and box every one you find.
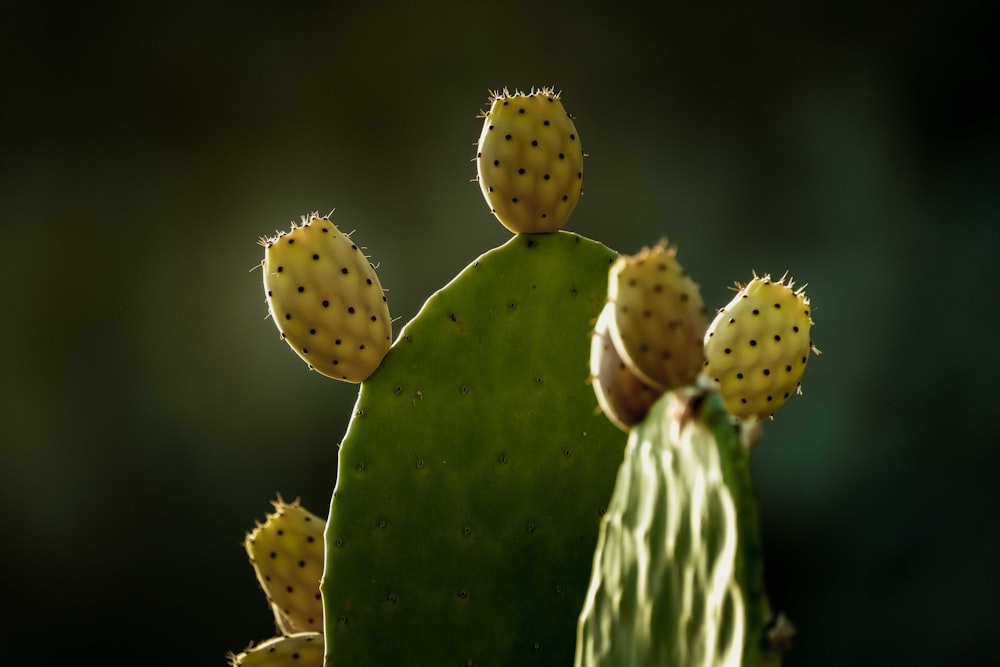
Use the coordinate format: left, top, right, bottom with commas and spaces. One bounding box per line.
575, 387, 781, 667
237, 86, 815, 667
323, 231, 628, 666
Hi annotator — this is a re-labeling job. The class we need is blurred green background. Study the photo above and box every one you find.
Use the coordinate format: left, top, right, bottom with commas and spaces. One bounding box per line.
1, 0, 996, 664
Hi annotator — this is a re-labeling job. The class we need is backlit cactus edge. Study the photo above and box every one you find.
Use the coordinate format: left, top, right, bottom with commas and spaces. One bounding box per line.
232, 88, 817, 666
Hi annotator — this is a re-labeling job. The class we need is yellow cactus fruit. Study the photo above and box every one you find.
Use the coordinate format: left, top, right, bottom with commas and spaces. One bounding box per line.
607, 241, 708, 392
703, 273, 815, 421
261, 213, 391, 382
475, 87, 584, 233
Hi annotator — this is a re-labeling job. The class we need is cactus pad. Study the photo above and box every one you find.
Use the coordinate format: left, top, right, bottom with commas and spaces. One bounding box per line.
575, 388, 779, 667
323, 231, 628, 666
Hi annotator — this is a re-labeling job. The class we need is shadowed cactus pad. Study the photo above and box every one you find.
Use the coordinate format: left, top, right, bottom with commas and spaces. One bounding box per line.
576, 388, 780, 667
324, 232, 628, 666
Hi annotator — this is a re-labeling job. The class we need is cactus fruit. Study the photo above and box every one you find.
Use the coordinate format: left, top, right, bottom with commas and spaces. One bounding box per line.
606, 241, 708, 392
323, 232, 628, 666
228, 633, 324, 667
575, 388, 781, 667
244, 498, 325, 634
589, 303, 663, 431
476, 88, 584, 234
261, 213, 391, 383
703, 274, 813, 421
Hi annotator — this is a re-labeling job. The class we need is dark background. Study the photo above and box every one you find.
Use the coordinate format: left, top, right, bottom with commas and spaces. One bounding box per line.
2, 1, 996, 665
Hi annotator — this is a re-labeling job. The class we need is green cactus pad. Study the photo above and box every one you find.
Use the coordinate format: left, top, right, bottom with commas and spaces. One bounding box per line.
323, 231, 628, 666
575, 388, 780, 667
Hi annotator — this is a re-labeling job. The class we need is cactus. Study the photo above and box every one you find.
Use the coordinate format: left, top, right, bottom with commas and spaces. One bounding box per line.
235, 87, 817, 666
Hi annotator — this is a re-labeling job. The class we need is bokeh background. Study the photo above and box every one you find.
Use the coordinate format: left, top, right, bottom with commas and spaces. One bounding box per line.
2, 1, 996, 664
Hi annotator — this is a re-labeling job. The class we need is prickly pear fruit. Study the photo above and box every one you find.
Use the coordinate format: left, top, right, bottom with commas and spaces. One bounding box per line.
703, 273, 813, 421
590, 303, 663, 431
244, 498, 325, 634
607, 241, 707, 392
261, 213, 391, 382
476, 87, 584, 234
228, 632, 323, 667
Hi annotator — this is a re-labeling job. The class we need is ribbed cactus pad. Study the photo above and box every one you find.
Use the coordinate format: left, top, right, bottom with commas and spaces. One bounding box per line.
323, 231, 628, 666
575, 388, 780, 667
